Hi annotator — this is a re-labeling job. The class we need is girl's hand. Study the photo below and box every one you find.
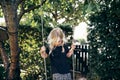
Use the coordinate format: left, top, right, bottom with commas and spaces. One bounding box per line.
40, 46, 48, 58
40, 46, 46, 53
67, 44, 76, 57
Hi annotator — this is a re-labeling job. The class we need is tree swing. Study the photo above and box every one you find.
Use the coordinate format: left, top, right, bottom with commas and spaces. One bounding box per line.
41, 15, 47, 80
41, 16, 76, 80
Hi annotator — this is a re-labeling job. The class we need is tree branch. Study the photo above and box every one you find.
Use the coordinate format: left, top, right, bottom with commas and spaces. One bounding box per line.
25, 0, 47, 13
18, 0, 47, 22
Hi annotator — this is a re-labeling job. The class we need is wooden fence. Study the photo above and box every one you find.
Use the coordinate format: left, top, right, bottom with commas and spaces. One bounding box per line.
71, 44, 89, 79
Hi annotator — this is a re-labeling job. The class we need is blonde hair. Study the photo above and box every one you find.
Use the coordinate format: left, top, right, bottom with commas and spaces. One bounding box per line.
47, 28, 67, 53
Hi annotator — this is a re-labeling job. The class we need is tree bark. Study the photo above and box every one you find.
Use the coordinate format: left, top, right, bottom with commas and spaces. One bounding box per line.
1, 2, 21, 80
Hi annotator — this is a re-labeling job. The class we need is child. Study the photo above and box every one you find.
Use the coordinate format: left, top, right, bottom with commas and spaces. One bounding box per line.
40, 27, 75, 80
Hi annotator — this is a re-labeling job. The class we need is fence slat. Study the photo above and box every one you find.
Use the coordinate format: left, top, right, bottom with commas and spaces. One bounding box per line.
73, 44, 89, 75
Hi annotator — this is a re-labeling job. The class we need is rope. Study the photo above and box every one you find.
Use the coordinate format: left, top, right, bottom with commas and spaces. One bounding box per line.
41, 15, 47, 80
72, 26, 75, 80
72, 41, 75, 80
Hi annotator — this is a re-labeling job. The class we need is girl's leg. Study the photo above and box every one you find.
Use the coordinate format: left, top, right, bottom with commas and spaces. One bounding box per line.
53, 73, 62, 80
63, 73, 72, 80
53, 73, 72, 80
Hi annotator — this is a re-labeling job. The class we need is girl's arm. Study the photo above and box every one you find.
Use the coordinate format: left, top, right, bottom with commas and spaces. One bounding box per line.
67, 44, 76, 58
40, 46, 48, 58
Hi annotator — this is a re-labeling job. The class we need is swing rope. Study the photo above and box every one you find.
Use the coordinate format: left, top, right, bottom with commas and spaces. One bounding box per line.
41, 15, 47, 80
72, 26, 75, 80
72, 54, 75, 80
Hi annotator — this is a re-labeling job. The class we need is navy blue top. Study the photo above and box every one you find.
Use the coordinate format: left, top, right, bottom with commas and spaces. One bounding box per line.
46, 45, 71, 74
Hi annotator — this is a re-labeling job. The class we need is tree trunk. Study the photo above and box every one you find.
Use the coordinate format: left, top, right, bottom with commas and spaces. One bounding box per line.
0, 41, 9, 71
1, 2, 21, 80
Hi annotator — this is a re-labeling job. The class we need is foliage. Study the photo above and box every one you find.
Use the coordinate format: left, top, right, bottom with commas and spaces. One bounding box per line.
18, 25, 52, 79
0, 65, 6, 80
0, 9, 3, 17
83, 0, 100, 15
87, 0, 120, 79
41, 0, 87, 26
78, 39, 86, 45
58, 24, 73, 36
22, 0, 100, 26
